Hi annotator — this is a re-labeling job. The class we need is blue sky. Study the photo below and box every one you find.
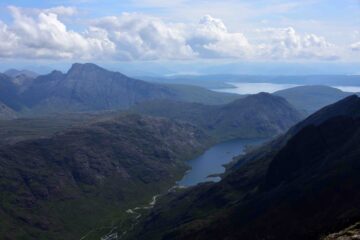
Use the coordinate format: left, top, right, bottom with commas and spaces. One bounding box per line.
0, 0, 359, 75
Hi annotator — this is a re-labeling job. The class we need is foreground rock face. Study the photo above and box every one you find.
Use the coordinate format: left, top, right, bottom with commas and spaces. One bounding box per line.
323, 222, 360, 240
128, 95, 360, 240
0, 114, 208, 240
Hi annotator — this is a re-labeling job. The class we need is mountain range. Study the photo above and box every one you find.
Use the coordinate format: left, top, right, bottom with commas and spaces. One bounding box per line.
0, 63, 304, 142
2, 64, 358, 118
0, 63, 239, 117
0, 63, 359, 240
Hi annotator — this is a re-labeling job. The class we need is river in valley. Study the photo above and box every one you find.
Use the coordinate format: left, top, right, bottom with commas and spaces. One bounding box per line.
177, 138, 268, 187
96, 137, 268, 240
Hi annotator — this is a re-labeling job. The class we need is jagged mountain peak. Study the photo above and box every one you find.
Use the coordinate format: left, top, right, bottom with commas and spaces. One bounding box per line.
68, 63, 106, 73
66, 63, 127, 78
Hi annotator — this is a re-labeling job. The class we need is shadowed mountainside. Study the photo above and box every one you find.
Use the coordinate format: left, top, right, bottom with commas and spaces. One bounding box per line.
0, 114, 209, 240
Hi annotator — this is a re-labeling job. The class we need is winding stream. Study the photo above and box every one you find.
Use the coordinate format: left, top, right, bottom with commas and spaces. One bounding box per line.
97, 138, 267, 240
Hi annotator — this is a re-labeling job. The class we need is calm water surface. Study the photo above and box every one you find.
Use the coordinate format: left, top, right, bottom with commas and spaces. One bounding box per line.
214, 82, 300, 94
178, 138, 267, 187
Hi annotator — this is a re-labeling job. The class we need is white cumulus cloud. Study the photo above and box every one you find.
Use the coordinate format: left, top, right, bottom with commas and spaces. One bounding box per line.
255, 27, 338, 60
93, 13, 196, 60
6, 6, 115, 59
0, 6, 344, 61
188, 15, 252, 58
0, 21, 19, 57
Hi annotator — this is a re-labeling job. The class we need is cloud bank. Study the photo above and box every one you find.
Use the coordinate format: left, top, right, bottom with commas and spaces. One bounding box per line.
0, 6, 350, 61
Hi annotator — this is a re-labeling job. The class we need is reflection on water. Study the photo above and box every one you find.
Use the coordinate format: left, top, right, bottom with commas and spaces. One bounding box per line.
333, 86, 360, 92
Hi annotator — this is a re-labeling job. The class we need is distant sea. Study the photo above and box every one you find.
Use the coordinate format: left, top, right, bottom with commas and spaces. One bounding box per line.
214, 82, 360, 95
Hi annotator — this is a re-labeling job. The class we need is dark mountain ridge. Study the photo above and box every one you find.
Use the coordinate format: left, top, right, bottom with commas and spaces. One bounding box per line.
127, 95, 360, 240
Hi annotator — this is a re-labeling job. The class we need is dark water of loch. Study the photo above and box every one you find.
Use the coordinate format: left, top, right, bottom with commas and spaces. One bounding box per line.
178, 138, 267, 187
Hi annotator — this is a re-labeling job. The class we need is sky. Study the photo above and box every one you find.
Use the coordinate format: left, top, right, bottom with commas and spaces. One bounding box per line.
0, 0, 359, 75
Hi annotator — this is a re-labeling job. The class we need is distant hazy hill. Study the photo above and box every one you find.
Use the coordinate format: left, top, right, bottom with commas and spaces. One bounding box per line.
0, 114, 209, 240
4, 69, 39, 79
19, 63, 238, 114
129, 95, 360, 240
144, 77, 359, 115
142, 74, 360, 89
163, 83, 241, 105
274, 85, 354, 114
132, 92, 303, 140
